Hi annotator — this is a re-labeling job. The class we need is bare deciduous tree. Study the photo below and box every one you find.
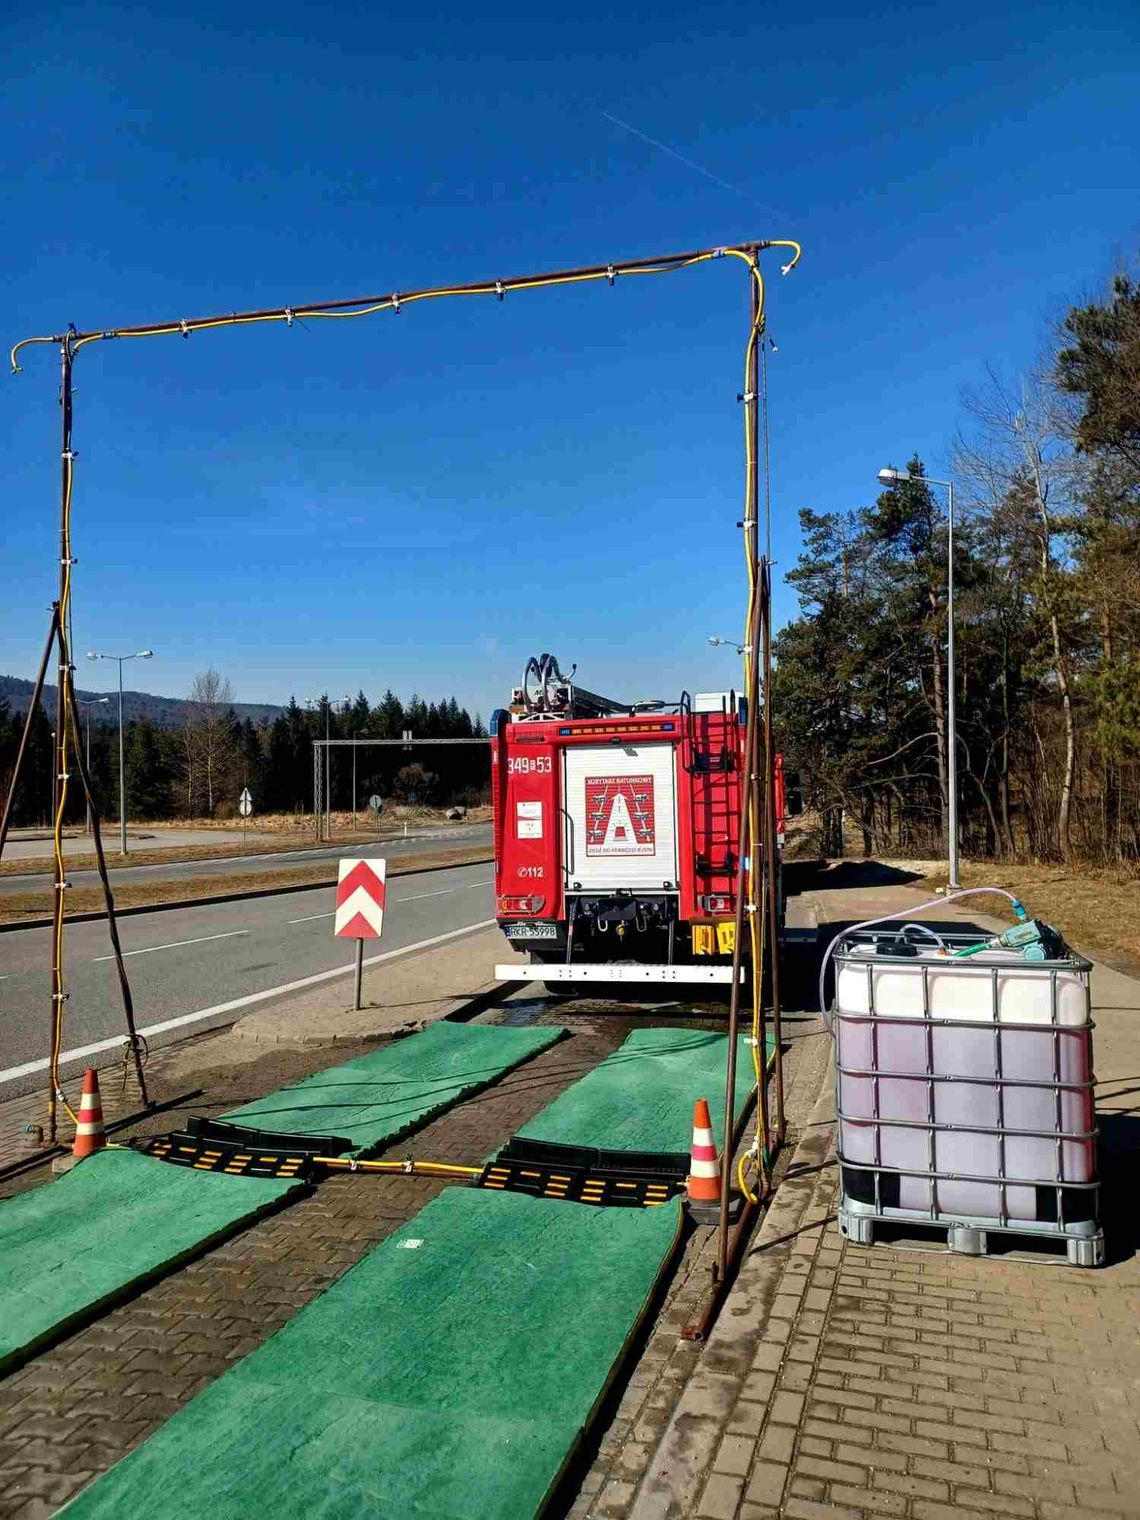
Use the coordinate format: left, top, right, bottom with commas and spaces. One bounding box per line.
180, 669, 238, 817
955, 371, 1080, 860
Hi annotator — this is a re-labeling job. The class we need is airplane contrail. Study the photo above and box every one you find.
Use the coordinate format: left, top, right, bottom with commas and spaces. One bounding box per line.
602, 110, 762, 206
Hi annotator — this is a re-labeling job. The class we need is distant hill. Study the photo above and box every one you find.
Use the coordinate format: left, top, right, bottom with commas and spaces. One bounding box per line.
0, 675, 283, 729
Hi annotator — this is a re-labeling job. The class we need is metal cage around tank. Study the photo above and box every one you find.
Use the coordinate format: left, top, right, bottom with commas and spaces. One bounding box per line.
831, 929, 1103, 1267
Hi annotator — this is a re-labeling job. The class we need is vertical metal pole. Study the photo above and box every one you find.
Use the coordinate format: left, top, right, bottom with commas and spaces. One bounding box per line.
85, 706, 92, 835
761, 561, 785, 1142
352, 740, 357, 831
313, 743, 320, 841
325, 702, 331, 840
49, 340, 74, 1142
946, 479, 960, 888
353, 939, 364, 1011
716, 262, 763, 1287
118, 659, 127, 854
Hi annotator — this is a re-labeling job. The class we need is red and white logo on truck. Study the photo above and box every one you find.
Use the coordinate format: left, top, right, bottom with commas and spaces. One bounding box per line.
586, 775, 656, 856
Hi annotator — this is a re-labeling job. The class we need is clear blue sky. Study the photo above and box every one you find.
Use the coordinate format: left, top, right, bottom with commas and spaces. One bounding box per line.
4, 0, 1137, 721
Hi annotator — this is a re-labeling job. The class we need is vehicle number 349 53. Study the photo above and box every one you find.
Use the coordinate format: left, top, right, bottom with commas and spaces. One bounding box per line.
508, 755, 552, 775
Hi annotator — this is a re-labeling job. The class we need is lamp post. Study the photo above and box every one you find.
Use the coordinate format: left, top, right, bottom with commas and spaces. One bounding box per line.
877, 467, 959, 888
86, 649, 153, 854
708, 635, 746, 654
78, 696, 110, 833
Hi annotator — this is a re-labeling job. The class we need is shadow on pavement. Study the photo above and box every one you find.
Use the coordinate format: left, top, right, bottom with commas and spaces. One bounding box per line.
1097, 1112, 1140, 1267
783, 859, 926, 898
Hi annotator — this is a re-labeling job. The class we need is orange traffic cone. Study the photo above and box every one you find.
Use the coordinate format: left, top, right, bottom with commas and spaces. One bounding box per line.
72, 1068, 106, 1159
687, 1097, 721, 1211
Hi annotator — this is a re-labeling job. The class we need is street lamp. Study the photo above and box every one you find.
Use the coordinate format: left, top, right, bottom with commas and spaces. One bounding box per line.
86, 650, 153, 854
77, 696, 110, 834
877, 467, 959, 888
708, 635, 745, 654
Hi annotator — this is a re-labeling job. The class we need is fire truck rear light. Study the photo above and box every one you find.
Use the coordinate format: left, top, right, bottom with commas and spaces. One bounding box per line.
698, 894, 732, 914
498, 895, 547, 915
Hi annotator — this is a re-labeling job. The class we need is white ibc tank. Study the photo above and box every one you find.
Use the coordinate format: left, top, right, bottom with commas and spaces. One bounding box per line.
835, 939, 1094, 1224
836, 945, 1088, 1026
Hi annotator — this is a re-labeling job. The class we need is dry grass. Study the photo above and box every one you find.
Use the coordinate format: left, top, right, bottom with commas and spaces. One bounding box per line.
0, 846, 493, 926
0, 815, 489, 879
916, 859, 1140, 971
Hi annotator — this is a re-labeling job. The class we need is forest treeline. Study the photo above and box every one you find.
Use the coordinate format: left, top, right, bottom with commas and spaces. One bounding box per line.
774, 271, 1140, 864
0, 677, 489, 828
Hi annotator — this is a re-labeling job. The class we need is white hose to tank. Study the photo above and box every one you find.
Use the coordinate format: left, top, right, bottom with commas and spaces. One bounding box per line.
817, 887, 1029, 1032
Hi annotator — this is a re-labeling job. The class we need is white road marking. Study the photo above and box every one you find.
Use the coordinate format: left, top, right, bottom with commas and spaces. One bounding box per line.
93, 929, 250, 963
0, 919, 497, 1086
397, 879, 493, 904
288, 878, 492, 919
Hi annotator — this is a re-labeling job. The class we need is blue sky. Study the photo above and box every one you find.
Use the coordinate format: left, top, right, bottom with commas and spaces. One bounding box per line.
4, 0, 1138, 721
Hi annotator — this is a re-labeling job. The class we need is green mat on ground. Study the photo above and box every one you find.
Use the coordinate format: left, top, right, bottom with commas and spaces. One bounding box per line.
0, 1023, 562, 1377
224, 1020, 563, 1155
516, 1026, 773, 1158
61, 1188, 682, 1520
0, 1148, 299, 1375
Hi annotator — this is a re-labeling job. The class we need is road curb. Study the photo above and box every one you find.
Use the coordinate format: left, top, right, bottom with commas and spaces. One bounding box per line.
0, 854, 494, 935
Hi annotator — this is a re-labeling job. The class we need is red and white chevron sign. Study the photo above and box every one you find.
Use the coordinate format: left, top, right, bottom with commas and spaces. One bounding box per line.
334, 858, 387, 939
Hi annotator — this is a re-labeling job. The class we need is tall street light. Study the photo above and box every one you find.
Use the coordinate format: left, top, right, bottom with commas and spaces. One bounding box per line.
877, 467, 960, 888
86, 649, 154, 854
77, 696, 110, 834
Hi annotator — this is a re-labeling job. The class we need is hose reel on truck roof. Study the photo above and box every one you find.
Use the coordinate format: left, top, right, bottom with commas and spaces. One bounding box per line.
514, 652, 627, 721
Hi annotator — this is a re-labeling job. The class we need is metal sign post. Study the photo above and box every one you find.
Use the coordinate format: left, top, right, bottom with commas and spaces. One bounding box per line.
239, 787, 253, 847
334, 857, 386, 1011
368, 794, 384, 840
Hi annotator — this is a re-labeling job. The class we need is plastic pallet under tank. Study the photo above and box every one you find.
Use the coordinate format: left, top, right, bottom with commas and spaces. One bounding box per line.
832, 928, 1104, 1268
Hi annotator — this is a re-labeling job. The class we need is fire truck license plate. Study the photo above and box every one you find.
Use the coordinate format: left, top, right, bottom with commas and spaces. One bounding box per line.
505, 922, 558, 940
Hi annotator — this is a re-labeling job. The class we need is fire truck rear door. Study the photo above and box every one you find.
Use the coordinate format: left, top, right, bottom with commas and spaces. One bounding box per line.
562, 744, 678, 892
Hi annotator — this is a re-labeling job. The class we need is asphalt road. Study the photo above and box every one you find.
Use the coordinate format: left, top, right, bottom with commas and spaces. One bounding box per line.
0, 824, 493, 899
0, 859, 496, 1098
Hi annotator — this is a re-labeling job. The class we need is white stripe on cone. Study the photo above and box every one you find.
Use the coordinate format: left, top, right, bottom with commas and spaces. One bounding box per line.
75, 1120, 103, 1135
693, 1126, 715, 1145
690, 1159, 720, 1177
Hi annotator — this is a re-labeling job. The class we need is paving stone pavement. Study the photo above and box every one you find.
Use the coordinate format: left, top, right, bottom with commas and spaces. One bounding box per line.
571, 1016, 831, 1519
596, 883, 1140, 1520
0, 1012, 630, 1517
0, 1004, 764, 1519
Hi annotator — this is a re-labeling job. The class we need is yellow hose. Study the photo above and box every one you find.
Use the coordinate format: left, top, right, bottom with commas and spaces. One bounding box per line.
720, 247, 800, 1205
14, 240, 801, 1145
50, 436, 79, 1129
311, 1156, 483, 1179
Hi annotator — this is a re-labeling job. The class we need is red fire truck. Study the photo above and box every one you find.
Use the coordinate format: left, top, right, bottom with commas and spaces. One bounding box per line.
490, 654, 789, 990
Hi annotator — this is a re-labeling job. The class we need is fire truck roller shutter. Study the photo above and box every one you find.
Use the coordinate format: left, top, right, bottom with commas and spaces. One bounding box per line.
563, 744, 679, 893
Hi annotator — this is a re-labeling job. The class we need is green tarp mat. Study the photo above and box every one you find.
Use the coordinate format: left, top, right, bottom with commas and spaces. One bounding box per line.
517, 1026, 773, 1158
0, 1148, 299, 1375
0, 1023, 562, 1376
61, 1188, 681, 1520
224, 1020, 564, 1154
